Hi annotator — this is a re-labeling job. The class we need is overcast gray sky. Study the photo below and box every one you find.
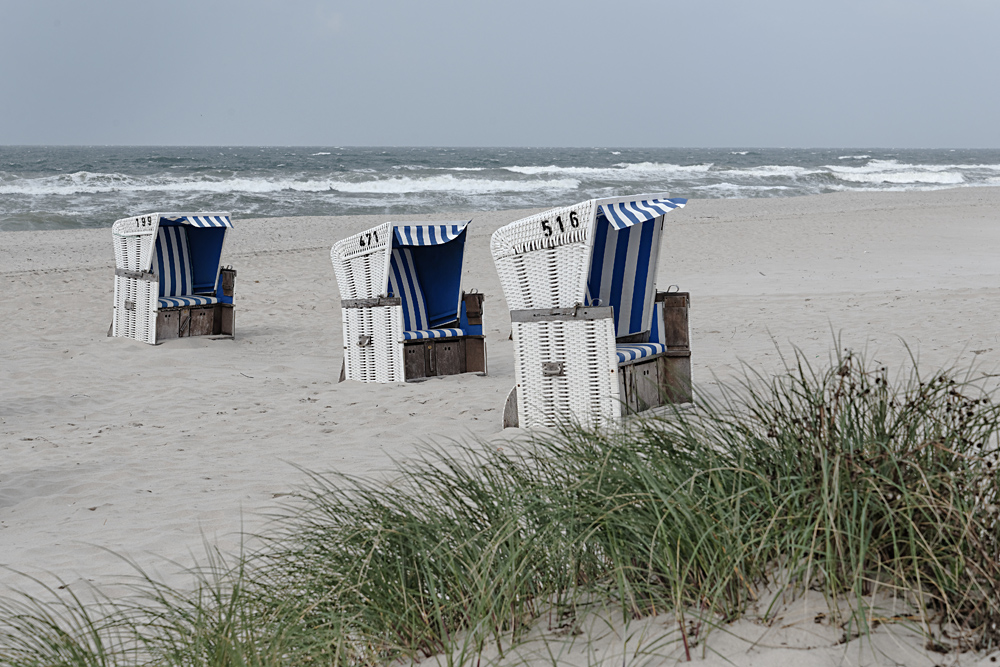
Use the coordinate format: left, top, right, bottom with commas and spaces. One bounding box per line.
1, 0, 998, 147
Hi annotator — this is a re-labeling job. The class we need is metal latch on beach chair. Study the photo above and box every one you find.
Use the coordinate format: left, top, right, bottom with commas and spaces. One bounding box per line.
124, 300, 136, 311
542, 361, 564, 377
357, 335, 372, 347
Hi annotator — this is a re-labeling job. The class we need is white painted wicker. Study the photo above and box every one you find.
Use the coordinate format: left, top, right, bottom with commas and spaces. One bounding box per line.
490, 200, 595, 310
330, 222, 392, 300
332, 224, 399, 383
511, 308, 620, 428
342, 302, 405, 383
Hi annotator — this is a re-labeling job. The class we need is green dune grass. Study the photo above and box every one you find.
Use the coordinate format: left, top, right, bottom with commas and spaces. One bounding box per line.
2, 346, 998, 666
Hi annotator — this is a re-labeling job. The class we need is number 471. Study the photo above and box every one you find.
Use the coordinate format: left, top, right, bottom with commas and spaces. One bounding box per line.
541, 210, 580, 237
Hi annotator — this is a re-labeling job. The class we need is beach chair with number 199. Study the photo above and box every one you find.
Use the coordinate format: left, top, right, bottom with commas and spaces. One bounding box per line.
491, 194, 691, 428
111, 212, 237, 344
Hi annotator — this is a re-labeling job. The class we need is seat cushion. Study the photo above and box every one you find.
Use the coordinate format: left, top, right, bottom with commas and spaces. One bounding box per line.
616, 343, 666, 365
403, 328, 465, 341
158, 295, 219, 309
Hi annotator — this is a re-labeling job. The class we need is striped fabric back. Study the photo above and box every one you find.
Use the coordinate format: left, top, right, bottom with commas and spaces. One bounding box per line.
648, 301, 664, 344
154, 226, 194, 297
586, 213, 663, 338
387, 247, 429, 331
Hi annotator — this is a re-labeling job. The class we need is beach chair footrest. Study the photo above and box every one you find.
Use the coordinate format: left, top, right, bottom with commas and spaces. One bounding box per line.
403, 335, 486, 380
618, 355, 692, 414
156, 303, 234, 342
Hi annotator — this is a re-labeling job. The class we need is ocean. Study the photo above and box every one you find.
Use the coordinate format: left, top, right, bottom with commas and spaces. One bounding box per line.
2, 146, 999, 231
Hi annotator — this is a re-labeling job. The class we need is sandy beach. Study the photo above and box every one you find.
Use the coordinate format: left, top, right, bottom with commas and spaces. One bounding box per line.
3, 187, 1000, 665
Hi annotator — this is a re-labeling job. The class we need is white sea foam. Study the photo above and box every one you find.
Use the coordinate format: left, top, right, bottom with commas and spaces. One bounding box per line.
506, 162, 712, 178
831, 171, 964, 185
837, 155, 871, 160
719, 165, 818, 178
731, 151, 749, 155
0, 172, 579, 196
310, 152, 331, 156
826, 160, 966, 185
327, 175, 579, 194
692, 183, 794, 194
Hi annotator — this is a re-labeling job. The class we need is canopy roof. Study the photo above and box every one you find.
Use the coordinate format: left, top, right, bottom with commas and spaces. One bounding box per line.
393, 221, 470, 246
598, 198, 686, 231
162, 215, 233, 228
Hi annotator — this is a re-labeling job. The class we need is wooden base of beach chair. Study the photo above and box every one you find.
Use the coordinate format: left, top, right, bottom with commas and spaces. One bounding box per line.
155, 304, 235, 343
618, 351, 692, 415
403, 336, 487, 381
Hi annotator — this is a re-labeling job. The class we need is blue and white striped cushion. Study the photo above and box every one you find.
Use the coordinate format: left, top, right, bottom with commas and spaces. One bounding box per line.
158, 295, 219, 309
587, 213, 662, 338
616, 343, 666, 365
388, 247, 429, 331
403, 328, 464, 341
154, 226, 193, 298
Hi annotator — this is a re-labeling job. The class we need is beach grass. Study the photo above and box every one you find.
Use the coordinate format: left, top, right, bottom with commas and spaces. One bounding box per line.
1, 345, 998, 666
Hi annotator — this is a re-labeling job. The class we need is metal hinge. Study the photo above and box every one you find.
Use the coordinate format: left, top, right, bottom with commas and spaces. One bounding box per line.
124, 300, 136, 311
358, 335, 372, 347
541, 361, 564, 377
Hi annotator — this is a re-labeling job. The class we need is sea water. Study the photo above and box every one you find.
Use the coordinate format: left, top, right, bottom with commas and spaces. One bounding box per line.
2, 146, 999, 231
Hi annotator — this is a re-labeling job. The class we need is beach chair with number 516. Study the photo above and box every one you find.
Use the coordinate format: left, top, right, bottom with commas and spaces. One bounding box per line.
491, 194, 691, 428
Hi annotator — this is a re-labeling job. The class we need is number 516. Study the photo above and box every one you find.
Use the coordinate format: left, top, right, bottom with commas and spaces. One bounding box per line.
541, 210, 580, 237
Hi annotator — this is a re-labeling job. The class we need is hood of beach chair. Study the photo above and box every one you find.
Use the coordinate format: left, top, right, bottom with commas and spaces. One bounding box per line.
387, 221, 470, 329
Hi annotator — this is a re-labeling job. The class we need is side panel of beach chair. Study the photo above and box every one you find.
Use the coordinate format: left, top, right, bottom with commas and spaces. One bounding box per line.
341, 297, 405, 383
493, 201, 622, 427
112, 215, 161, 344
332, 223, 407, 383
617, 291, 693, 414
511, 306, 619, 428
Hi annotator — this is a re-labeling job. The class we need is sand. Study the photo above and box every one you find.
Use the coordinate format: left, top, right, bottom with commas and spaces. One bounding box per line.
2, 187, 1000, 665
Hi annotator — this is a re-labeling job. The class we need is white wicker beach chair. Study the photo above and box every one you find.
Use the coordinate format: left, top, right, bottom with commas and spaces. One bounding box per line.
491, 194, 690, 429
110, 212, 236, 344
331, 221, 486, 383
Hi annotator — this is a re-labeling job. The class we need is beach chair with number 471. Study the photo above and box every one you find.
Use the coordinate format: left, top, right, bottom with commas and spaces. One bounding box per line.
110, 212, 237, 344
491, 194, 691, 428
331, 220, 487, 383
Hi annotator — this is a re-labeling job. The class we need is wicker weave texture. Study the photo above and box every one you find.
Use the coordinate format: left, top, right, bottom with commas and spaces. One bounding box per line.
490, 201, 595, 259
497, 243, 592, 310
512, 316, 620, 428
112, 275, 157, 344
331, 222, 392, 300
111, 230, 158, 343
342, 304, 404, 383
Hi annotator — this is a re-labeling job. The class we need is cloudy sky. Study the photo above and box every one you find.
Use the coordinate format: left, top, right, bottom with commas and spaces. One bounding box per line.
1, 0, 998, 147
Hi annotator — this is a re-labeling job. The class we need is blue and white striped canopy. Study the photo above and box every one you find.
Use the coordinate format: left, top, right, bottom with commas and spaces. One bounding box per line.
393, 221, 470, 246
598, 198, 686, 231
163, 215, 233, 228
